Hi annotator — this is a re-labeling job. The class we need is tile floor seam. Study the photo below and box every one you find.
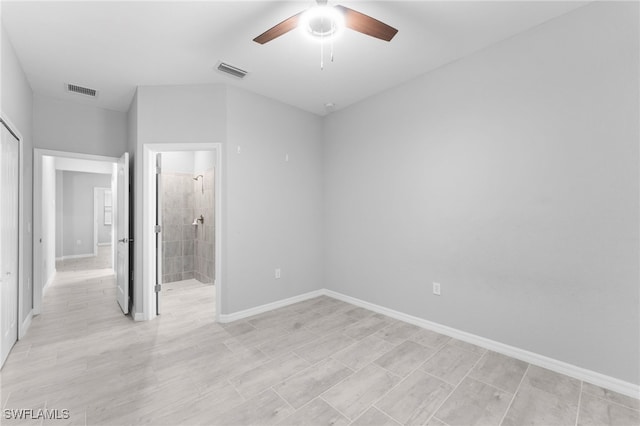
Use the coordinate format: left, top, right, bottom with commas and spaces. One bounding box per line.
574, 380, 584, 426
466, 372, 520, 396
371, 401, 408, 426
583, 389, 640, 412
310, 361, 357, 402
370, 345, 432, 400
328, 355, 354, 371
226, 378, 247, 402
318, 395, 352, 422
321, 362, 404, 421
423, 343, 487, 426
372, 337, 440, 376
371, 350, 451, 424
462, 374, 517, 397
498, 363, 531, 426
270, 386, 297, 412
2, 391, 11, 410
433, 415, 451, 426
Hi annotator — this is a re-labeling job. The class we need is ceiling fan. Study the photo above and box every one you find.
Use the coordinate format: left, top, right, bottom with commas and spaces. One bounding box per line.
253, 0, 398, 44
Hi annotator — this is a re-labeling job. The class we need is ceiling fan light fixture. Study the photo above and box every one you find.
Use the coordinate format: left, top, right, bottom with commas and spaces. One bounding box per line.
299, 6, 345, 43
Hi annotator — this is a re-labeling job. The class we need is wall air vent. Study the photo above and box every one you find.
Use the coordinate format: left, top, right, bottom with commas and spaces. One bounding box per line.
217, 62, 248, 79
66, 83, 98, 98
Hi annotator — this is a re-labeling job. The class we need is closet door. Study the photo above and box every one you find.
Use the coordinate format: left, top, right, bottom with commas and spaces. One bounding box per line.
0, 119, 19, 367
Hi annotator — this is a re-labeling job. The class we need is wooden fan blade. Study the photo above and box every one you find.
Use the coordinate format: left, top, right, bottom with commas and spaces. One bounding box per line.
253, 12, 303, 44
334, 5, 398, 42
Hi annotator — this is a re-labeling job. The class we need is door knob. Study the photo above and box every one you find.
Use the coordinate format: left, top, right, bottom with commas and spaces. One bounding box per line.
118, 238, 128, 243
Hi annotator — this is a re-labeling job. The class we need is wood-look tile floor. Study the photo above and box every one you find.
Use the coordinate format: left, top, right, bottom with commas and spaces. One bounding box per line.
1, 256, 639, 425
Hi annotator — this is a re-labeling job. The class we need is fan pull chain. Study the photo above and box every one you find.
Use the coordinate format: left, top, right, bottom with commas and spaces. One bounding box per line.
320, 35, 324, 70
330, 20, 335, 62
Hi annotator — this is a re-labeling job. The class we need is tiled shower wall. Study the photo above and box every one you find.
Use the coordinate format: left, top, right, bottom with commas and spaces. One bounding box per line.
161, 170, 215, 284
194, 168, 214, 284
162, 173, 195, 283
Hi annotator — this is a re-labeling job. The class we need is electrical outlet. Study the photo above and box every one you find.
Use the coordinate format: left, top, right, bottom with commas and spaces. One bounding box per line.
433, 282, 441, 296
77, 240, 82, 246
275, 268, 281, 279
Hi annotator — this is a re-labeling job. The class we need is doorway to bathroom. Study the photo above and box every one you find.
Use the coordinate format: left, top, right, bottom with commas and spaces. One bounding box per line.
157, 150, 216, 317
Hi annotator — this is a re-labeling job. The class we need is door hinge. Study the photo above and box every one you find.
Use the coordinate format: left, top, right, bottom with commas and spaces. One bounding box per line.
154, 284, 162, 293
154, 225, 162, 233
155, 166, 161, 174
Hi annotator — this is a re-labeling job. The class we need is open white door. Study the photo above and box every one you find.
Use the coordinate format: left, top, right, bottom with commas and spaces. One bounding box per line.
1, 118, 20, 366
116, 152, 130, 314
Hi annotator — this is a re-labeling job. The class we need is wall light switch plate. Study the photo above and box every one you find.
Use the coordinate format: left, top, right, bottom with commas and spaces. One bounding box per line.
275, 268, 281, 279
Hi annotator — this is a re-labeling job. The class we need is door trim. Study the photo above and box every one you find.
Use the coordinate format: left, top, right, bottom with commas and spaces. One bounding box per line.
93, 187, 111, 257
141, 143, 223, 322
33, 149, 119, 315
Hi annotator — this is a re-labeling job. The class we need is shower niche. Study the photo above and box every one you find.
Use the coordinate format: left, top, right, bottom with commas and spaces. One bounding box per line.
160, 151, 215, 285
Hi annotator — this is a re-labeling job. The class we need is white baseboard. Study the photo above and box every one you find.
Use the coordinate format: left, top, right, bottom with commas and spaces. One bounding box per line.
218, 289, 325, 323
131, 305, 145, 321
19, 311, 33, 339
56, 253, 94, 261
97, 243, 111, 247
42, 272, 56, 297
322, 289, 640, 399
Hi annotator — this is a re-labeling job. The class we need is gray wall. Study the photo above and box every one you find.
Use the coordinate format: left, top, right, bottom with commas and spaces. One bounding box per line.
1, 23, 34, 326
133, 84, 227, 316
226, 87, 324, 313
323, 1, 639, 385
57, 171, 112, 257
33, 94, 127, 157
132, 84, 324, 317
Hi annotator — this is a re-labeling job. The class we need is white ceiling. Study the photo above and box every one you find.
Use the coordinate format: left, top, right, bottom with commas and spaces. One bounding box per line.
1, 1, 588, 116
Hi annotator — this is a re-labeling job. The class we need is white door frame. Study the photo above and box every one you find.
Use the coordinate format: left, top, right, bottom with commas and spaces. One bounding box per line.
33, 149, 119, 315
142, 143, 222, 322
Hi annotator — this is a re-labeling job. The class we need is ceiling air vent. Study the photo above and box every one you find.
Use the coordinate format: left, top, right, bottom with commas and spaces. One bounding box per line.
217, 62, 248, 79
66, 83, 98, 98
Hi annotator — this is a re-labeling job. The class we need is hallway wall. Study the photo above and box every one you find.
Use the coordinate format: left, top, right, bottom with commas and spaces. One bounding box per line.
33, 95, 127, 157
56, 171, 112, 258
1, 23, 34, 326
